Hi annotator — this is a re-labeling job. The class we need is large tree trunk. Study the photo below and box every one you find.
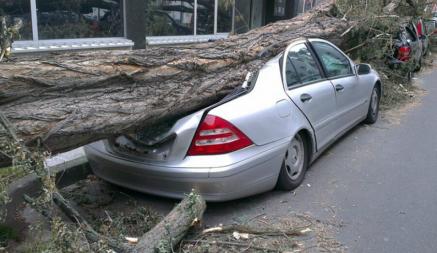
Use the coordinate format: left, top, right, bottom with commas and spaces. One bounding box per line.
0, 0, 351, 154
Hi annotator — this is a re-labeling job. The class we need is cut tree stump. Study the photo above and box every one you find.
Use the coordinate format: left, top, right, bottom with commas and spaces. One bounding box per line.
0, 0, 351, 154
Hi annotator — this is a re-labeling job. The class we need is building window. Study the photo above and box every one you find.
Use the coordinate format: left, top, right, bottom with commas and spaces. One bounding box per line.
304, 0, 315, 12
274, 0, 285, 17
196, 0, 214, 35
146, 0, 236, 36
36, 0, 124, 40
146, 0, 195, 36
0, 0, 33, 40
234, 0, 250, 34
217, 0, 233, 33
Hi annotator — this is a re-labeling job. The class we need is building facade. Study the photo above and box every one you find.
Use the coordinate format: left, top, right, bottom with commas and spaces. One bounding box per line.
0, 0, 319, 53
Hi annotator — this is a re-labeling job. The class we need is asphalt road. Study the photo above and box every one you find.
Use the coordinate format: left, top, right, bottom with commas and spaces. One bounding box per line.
131, 65, 437, 252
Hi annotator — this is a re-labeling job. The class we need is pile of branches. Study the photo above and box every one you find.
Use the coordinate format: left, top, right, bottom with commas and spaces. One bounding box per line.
337, 0, 434, 106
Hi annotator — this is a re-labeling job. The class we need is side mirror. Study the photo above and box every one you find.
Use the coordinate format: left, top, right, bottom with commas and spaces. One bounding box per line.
356, 64, 371, 75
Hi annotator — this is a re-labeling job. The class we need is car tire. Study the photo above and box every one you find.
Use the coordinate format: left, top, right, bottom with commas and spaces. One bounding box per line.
364, 85, 380, 124
407, 71, 413, 81
414, 58, 422, 72
276, 133, 308, 191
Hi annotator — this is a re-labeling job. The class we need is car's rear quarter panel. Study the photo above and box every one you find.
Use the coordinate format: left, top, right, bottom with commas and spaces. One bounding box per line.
209, 58, 315, 150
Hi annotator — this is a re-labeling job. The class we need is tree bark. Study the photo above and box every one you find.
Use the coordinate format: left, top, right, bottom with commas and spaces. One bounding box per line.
382, 0, 424, 15
0, 0, 351, 154
383, 0, 403, 14
133, 192, 206, 253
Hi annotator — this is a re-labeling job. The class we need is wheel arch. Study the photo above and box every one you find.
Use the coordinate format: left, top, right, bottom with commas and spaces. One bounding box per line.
296, 128, 314, 165
375, 79, 382, 96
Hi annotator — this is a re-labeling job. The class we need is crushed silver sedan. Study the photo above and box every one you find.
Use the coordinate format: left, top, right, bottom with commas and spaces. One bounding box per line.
85, 38, 382, 201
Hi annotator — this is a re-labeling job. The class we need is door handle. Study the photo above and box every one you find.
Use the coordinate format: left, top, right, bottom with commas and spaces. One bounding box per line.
300, 93, 312, 102
335, 84, 344, 92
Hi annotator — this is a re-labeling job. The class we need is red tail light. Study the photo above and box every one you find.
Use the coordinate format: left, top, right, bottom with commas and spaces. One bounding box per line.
397, 46, 411, 62
187, 115, 253, 156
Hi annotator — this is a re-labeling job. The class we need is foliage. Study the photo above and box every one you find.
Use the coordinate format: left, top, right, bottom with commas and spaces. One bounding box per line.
0, 16, 22, 61
0, 224, 18, 247
0, 119, 35, 222
0, 114, 84, 251
96, 206, 161, 241
336, 0, 423, 107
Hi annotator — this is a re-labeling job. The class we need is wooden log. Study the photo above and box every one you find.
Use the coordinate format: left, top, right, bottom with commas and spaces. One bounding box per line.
0, 0, 351, 153
133, 192, 206, 253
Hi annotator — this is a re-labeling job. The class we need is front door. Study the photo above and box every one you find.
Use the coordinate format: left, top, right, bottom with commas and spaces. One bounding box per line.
283, 43, 338, 149
310, 41, 366, 134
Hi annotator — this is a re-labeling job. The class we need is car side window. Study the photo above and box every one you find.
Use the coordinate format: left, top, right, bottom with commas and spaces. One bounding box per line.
285, 43, 322, 87
285, 57, 300, 87
405, 27, 417, 41
312, 42, 353, 78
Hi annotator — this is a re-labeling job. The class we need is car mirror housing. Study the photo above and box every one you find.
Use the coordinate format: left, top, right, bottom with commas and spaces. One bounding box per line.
357, 64, 371, 75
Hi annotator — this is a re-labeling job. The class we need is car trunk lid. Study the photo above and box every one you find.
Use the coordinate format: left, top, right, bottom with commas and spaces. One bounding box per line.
106, 78, 255, 163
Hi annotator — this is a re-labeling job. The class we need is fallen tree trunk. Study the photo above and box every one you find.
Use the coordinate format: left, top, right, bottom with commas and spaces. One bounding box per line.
0, 0, 352, 153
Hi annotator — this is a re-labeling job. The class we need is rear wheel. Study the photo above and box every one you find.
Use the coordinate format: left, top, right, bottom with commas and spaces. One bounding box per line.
406, 71, 413, 81
364, 85, 380, 124
414, 58, 422, 72
276, 133, 308, 190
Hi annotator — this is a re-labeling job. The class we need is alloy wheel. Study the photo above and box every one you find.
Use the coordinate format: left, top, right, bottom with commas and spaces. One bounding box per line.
284, 135, 305, 180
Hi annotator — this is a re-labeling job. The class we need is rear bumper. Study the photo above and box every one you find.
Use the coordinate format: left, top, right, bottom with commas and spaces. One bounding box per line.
386, 56, 408, 68
85, 139, 288, 201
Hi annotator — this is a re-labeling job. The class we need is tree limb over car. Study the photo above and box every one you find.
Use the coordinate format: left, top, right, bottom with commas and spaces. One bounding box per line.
0, 0, 352, 154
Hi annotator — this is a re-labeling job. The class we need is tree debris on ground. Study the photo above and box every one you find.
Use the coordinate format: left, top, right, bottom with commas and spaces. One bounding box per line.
20, 177, 346, 253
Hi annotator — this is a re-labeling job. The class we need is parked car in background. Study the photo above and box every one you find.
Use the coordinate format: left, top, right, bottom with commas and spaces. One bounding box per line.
85, 39, 382, 201
388, 21, 423, 78
416, 18, 430, 56
424, 19, 437, 46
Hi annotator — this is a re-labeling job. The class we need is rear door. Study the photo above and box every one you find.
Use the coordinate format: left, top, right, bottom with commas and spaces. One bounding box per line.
283, 43, 337, 149
310, 41, 366, 133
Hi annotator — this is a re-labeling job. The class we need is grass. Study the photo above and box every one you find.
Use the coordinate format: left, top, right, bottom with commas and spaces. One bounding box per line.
0, 165, 31, 185
0, 224, 19, 247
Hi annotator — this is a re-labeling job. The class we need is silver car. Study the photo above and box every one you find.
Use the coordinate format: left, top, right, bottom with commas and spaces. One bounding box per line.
85, 38, 381, 201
